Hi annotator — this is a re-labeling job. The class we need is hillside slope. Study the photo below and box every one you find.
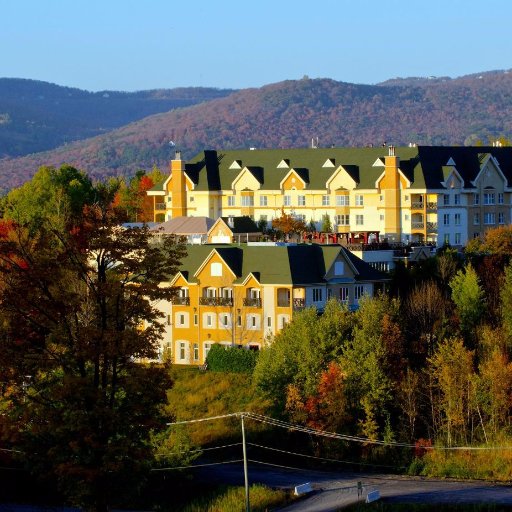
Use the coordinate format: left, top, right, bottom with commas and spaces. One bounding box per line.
1, 70, 511, 191
0, 78, 234, 158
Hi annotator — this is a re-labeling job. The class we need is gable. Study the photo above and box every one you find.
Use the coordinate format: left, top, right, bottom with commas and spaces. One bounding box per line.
472, 155, 507, 188
324, 251, 357, 281
326, 166, 357, 191
280, 169, 307, 190
194, 250, 237, 284
232, 167, 262, 191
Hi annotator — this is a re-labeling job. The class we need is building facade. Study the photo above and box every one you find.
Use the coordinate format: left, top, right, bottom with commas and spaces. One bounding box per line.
148, 146, 512, 247
155, 243, 387, 365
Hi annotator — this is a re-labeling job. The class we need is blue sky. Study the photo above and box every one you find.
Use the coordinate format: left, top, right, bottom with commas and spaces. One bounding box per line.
2, 0, 511, 92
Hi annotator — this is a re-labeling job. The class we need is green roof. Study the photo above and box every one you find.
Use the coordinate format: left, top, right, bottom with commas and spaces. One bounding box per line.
172, 243, 387, 286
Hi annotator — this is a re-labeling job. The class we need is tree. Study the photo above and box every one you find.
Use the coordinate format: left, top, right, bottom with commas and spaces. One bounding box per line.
321, 214, 332, 233
428, 338, 475, 446
450, 264, 484, 340
3, 164, 95, 232
271, 209, 306, 239
0, 203, 186, 511
253, 299, 352, 412
339, 294, 403, 439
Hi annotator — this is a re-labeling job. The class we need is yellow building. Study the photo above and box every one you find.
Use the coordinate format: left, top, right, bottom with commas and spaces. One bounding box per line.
156, 243, 387, 365
148, 145, 512, 247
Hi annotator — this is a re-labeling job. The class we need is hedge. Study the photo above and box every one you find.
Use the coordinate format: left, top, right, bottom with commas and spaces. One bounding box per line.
205, 344, 259, 373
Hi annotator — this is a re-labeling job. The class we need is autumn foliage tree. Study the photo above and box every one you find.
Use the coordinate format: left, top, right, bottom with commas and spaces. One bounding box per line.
0, 200, 185, 511
271, 209, 306, 238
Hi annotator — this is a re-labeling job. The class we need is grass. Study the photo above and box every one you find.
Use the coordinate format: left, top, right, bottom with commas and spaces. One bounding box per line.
166, 366, 272, 446
177, 484, 291, 512
408, 447, 512, 481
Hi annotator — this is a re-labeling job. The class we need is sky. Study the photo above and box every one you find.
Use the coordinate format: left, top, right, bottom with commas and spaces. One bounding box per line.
2, 0, 512, 92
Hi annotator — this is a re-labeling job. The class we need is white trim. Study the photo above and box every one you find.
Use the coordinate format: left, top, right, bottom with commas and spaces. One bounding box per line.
279, 169, 307, 189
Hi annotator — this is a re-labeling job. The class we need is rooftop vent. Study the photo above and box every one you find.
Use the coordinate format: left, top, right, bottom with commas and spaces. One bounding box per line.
388, 145, 395, 157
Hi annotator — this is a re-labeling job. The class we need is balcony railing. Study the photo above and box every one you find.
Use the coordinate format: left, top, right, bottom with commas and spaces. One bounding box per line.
411, 221, 425, 229
277, 299, 290, 307
293, 298, 305, 310
426, 221, 438, 231
172, 297, 190, 305
243, 298, 262, 308
411, 201, 424, 209
426, 202, 437, 210
155, 202, 166, 211
199, 297, 233, 307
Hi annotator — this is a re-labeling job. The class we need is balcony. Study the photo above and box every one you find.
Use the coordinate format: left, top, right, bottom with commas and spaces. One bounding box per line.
199, 297, 233, 307
411, 201, 424, 209
411, 221, 425, 229
243, 298, 262, 308
426, 202, 437, 210
426, 222, 438, 232
155, 202, 166, 211
172, 297, 190, 305
277, 298, 290, 307
293, 298, 305, 310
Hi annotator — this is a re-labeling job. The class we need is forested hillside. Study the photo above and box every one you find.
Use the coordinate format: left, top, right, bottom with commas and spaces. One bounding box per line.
0, 78, 234, 158
1, 70, 511, 192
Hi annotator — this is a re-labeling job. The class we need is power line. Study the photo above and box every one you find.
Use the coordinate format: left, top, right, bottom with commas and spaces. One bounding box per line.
247, 442, 405, 469
152, 459, 243, 471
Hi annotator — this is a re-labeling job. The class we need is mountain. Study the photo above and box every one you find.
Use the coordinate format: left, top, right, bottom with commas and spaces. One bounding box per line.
1, 70, 512, 192
0, 78, 235, 158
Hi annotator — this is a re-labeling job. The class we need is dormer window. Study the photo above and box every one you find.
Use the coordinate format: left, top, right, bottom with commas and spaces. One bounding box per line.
277, 159, 290, 168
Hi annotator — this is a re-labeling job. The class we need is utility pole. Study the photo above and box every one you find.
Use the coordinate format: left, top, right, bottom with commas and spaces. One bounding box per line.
241, 413, 250, 512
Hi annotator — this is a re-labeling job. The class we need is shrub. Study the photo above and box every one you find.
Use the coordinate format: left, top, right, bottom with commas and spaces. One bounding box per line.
206, 344, 259, 373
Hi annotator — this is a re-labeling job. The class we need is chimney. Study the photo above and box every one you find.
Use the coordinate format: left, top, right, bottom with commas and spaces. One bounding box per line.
170, 151, 187, 217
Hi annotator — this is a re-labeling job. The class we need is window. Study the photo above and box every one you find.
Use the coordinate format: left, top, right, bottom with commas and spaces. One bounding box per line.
298, 195, 306, 206
339, 287, 349, 302
284, 195, 291, 206
355, 195, 364, 206
178, 314, 185, 326
443, 214, 450, 226
206, 287, 216, 298
312, 288, 323, 302
443, 194, 450, 206
267, 316, 272, 328
211, 263, 222, 277
322, 195, 330, 206
204, 342, 213, 360
499, 212, 505, 224
193, 343, 199, 361
278, 315, 289, 329
259, 214, 267, 222
474, 232, 480, 239
355, 214, 364, 226
335, 214, 349, 225
247, 314, 260, 330
167, 314, 171, 326
405, 214, 410, 221
334, 261, 344, 275
228, 196, 235, 206
336, 195, 350, 206
454, 194, 461, 205
179, 342, 186, 361
237, 315, 242, 327
454, 213, 461, 226
484, 212, 496, 225
295, 214, 306, 222
204, 314, 215, 328
498, 193, 504, 204
221, 287, 233, 299
380, 214, 384, 221
194, 314, 198, 326
260, 195, 268, 206
474, 213, 480, 225
444, 233, 450, 245
241, 195, 254, 207
484, 192, 495, 205
354, 285, 364, 301
473, 193, 480, 205
455, 233, 461, 245
219, 313, 230, 327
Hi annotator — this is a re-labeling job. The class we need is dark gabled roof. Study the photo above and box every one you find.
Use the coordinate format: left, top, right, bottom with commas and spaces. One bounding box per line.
339, 246, 390, 282
216, 247, 243, 277
170, 243, 388, 286
220, 216, 260, 234
153, 146, 512, 195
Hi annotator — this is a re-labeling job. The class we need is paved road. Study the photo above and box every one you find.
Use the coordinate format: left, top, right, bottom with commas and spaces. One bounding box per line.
194, 461, 512, 511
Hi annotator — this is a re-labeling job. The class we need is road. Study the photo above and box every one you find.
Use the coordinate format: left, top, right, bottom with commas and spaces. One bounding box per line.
194, 461, 512, 511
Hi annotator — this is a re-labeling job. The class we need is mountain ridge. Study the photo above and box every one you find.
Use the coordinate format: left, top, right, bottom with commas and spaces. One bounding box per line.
1, 70, 511, 192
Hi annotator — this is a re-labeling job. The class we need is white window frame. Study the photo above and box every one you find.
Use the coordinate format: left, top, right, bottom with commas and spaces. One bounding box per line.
260, 195, 268, 207
228, 196, 236, 206
283, 195, 291, 206
297, 195, 306, 206
336, 195, 350, 206
355, 214, 364, 226
322, 195, 330, 206
211, 263, 222, 277
339, 287, 349, 302
354, 285, 364, 301
355, 194, 364, 206
241, 195, 254, 207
